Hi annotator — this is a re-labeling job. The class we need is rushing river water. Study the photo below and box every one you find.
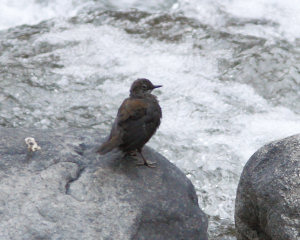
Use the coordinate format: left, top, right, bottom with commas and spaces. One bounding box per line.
1, 1, 300, 239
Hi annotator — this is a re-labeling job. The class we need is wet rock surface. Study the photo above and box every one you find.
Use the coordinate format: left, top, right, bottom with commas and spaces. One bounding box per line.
235, 134, 300, 240
0, 127, 208, 240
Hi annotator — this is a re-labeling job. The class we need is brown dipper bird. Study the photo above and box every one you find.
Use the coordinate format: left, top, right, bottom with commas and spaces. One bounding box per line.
97, 78, 162, 167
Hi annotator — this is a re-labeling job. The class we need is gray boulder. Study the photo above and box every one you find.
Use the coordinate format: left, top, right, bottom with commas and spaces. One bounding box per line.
235, 134, 300, 240
0, 127, 208, 240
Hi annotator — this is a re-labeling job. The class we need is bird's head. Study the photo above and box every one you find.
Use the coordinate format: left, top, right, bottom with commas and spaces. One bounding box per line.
130, 78, 162, 97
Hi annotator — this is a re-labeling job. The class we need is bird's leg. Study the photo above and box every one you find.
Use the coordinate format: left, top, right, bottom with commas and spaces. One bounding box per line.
136, 149, 157, 168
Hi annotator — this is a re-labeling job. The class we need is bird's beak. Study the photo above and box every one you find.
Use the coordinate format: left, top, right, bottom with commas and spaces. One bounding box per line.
153, 85, 162, 89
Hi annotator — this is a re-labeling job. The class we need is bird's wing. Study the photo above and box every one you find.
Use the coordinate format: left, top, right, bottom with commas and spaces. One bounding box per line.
115, 98, 149, 151
117, 98, 147, 124
98, 98, 150, 154
113, 97, 161, 152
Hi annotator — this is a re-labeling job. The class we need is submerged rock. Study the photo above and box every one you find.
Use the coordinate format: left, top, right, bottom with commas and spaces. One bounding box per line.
0, 127, 208, 240
235, 134, 300, 240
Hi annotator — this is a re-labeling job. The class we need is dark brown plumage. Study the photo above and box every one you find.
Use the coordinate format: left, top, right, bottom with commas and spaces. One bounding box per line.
98, 78, 162, 167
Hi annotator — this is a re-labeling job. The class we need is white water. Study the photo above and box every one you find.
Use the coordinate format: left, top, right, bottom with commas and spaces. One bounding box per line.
1, 0, 300, 239
175, 0, 300, 42
0, 0, 174, 30
2, 0, 300, 40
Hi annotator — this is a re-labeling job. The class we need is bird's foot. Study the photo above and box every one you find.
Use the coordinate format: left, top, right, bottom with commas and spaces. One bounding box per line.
129, 149, 157, 168
136, 160, 157, 168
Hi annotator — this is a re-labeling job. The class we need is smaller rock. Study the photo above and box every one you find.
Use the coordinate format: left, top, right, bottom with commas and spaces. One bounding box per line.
235, 134, 300, 240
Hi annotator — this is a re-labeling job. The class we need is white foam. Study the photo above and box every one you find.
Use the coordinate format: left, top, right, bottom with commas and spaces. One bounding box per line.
0, 0, 90, 30
175, 0, 300, 41
2, 0, 299, 41
0, 0, 176, 31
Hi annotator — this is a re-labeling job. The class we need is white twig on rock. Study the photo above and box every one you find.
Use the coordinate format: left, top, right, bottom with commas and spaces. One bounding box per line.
25, 137, 41, 152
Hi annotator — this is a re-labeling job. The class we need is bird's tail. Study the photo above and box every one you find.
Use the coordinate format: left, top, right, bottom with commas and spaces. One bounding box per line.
97, 136, 121, 155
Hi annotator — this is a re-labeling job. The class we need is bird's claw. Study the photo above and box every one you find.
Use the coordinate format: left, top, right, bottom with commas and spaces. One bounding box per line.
136, 160, 157, 168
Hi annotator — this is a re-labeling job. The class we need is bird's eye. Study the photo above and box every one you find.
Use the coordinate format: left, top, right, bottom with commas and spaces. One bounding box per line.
142, 85, 147, 90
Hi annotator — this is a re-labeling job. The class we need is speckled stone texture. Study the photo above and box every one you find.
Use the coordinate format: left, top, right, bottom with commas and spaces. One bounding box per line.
235, 134, 300, 240
0, 127, 208, 240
